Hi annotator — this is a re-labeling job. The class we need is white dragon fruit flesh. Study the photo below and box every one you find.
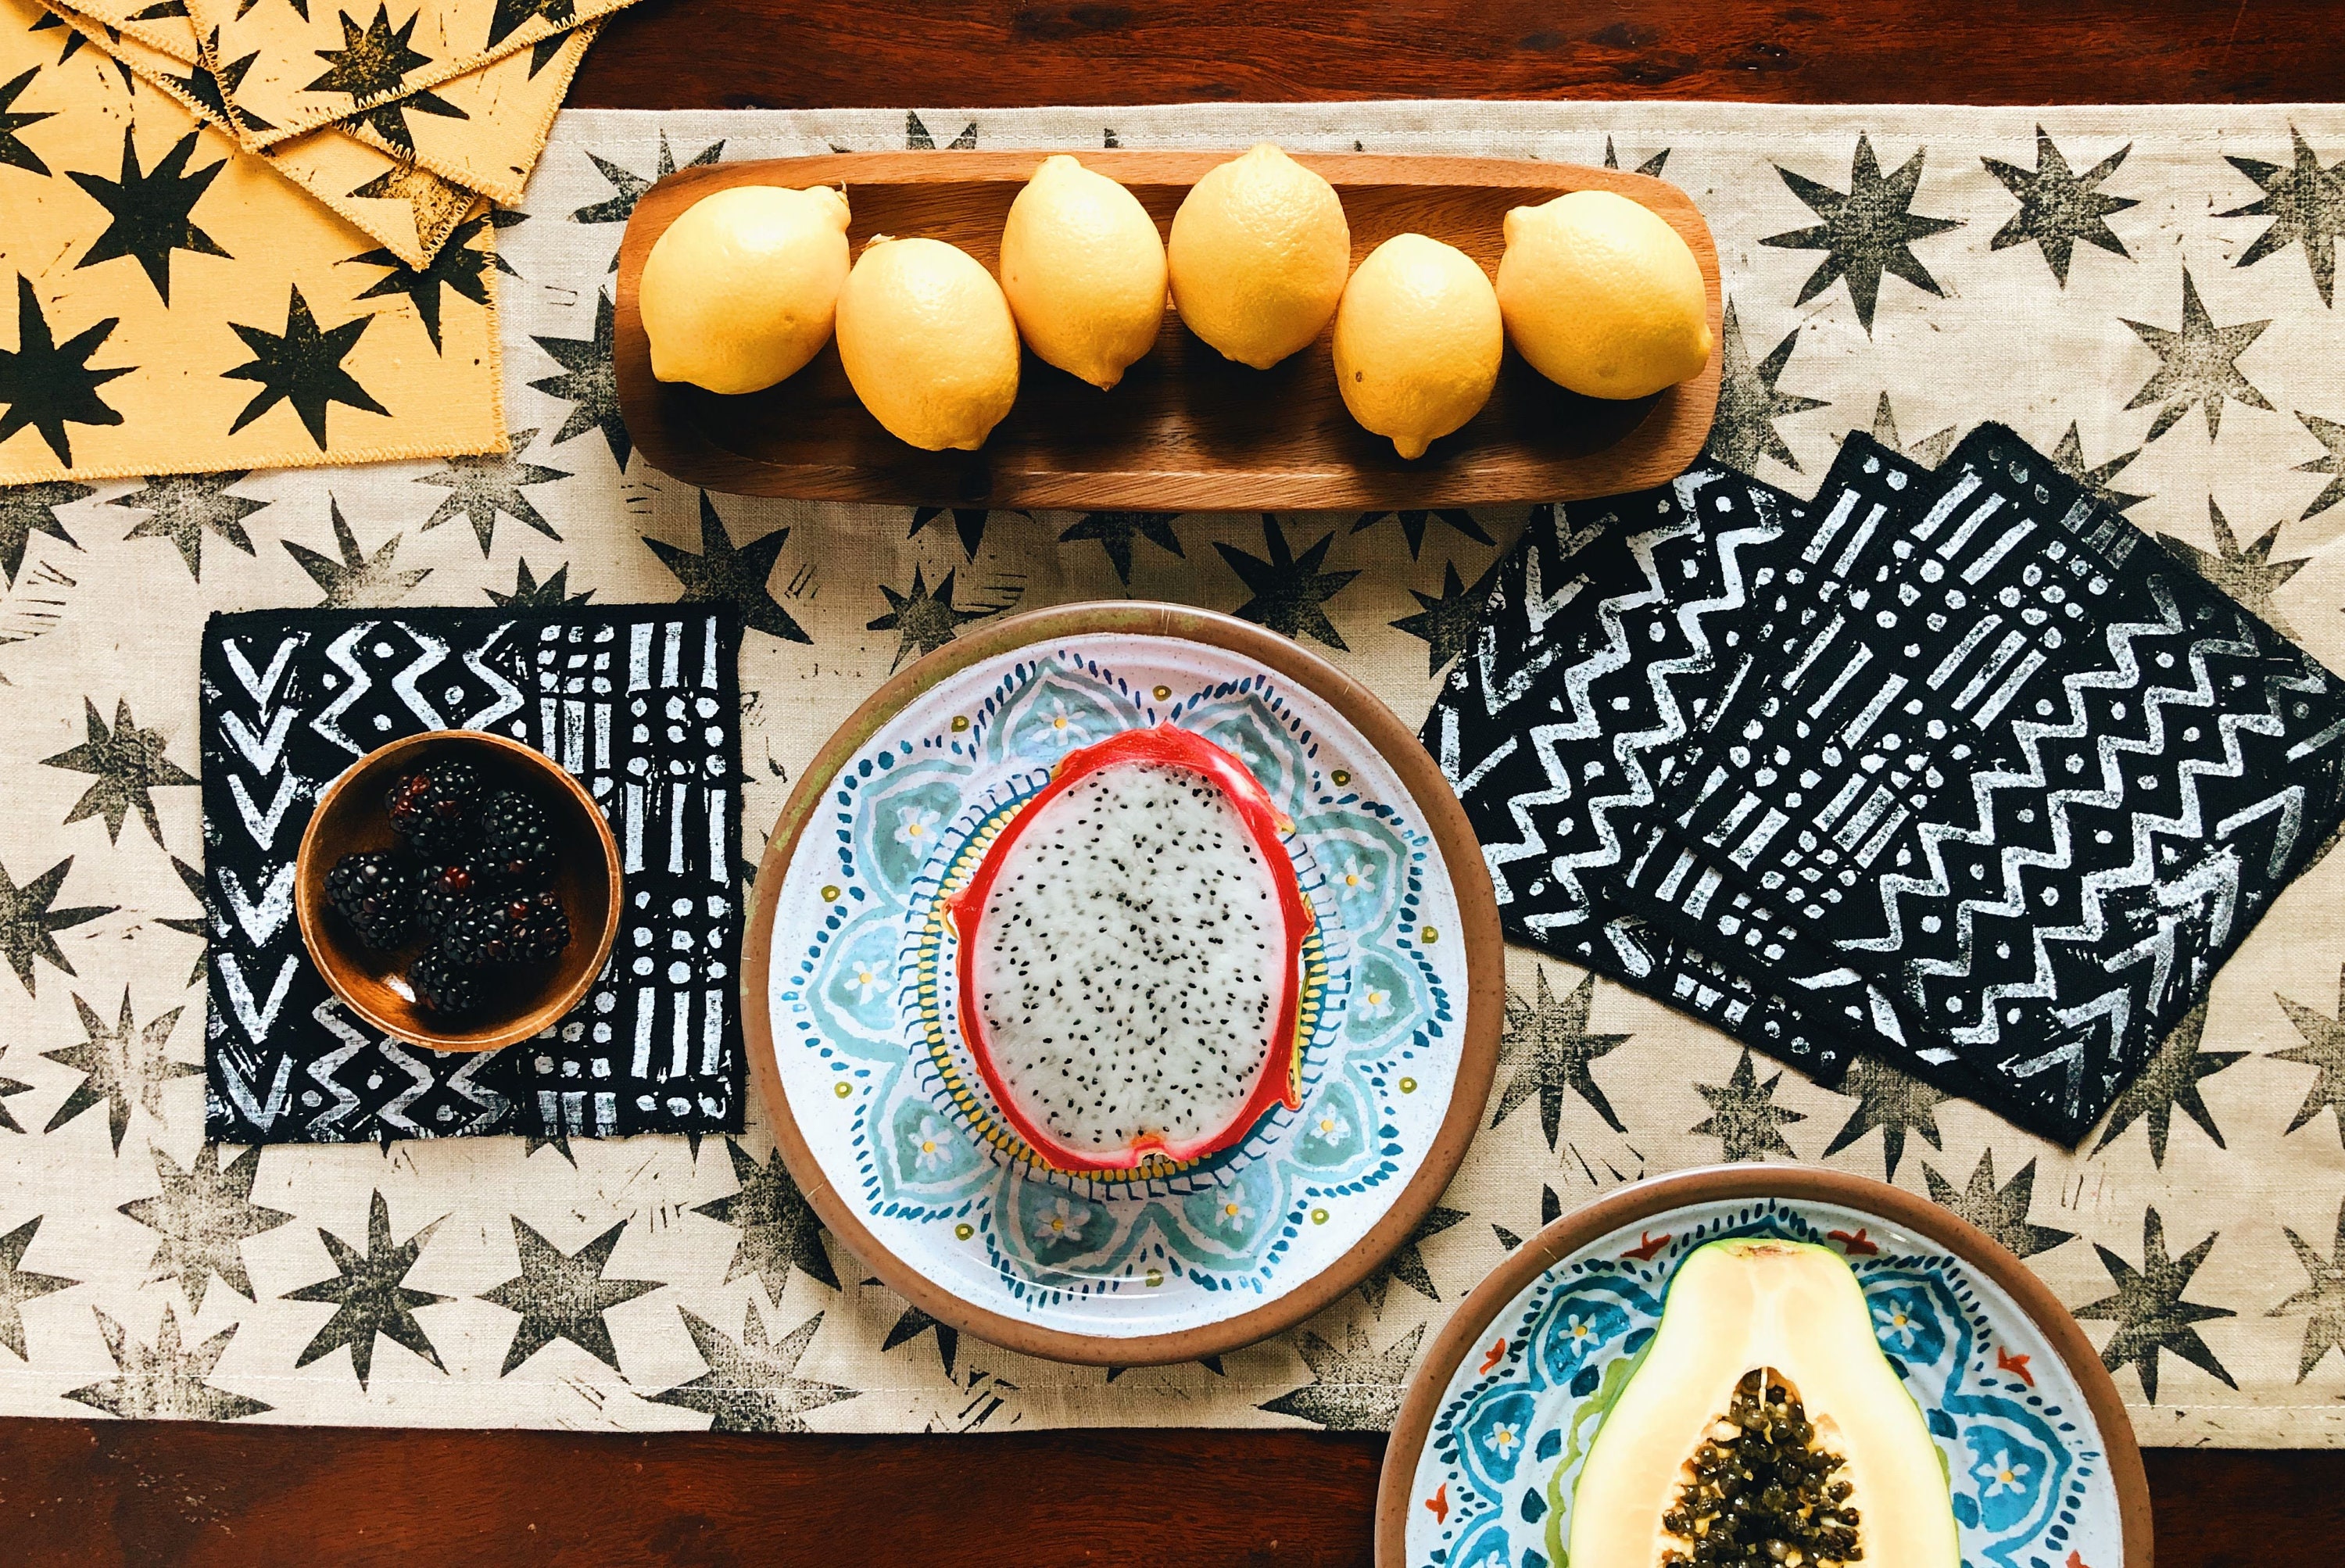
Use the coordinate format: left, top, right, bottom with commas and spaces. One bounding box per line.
951, 725, 1311, 1171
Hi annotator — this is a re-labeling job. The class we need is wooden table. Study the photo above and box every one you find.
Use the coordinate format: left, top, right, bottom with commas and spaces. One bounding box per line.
9, 3, 2343, 1562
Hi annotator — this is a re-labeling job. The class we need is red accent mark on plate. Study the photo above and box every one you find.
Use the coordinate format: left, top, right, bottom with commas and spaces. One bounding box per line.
1426, 1483, 1449, 1524
1623, 1230, 1671, 1261
2067, 1552, 2089, 1568
1998, 1346, 2036, 1387
1478, 1338, 1507, 1374
1829, 1226, 1880, 1255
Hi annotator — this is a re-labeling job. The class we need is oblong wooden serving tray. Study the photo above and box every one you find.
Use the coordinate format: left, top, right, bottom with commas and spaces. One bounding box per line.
613, 151, 1721, 510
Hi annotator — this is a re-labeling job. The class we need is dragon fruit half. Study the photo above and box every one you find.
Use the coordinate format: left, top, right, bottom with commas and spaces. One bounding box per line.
947, 724, 1313, 1172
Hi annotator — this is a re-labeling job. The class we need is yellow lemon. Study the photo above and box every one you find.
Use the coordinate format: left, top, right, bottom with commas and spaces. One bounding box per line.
1333, 234, 1502, 460
638, 184, 851, 395
999, 155, 1166, 390
835, 237, 1022, 451
1167, 144, 1350, 370
1496, 189, 1712, 400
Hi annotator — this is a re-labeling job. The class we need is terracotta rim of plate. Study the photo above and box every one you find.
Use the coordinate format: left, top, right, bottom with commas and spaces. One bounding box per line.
739, 600, 1505, 1366
1371, 1162, 2153, 1568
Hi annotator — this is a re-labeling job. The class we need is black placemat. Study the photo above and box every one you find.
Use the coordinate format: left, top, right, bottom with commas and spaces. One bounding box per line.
199, 605, 746, 1144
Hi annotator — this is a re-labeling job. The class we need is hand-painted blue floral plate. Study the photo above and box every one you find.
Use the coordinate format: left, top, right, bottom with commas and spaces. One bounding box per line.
743, 603, 1502, 1365
1377, 1165, 2150, 1568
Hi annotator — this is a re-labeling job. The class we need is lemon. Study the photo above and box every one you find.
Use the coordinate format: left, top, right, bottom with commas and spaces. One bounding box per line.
1333, 234, 1502, 460
835, 237, 1022, 451
638, 184, 852, 395
1496, 189, 1712, 400
999, 155, 1166, 390
1167, 144, 1350, 370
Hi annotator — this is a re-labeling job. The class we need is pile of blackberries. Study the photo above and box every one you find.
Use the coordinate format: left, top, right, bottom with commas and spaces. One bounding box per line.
324, 759, 571, 1019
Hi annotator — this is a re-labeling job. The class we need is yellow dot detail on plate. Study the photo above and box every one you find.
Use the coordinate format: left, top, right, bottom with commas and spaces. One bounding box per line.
954, 1223, 974, 1240
1145, 1267, 1165, 1287
1420, 925, 1439, 943
1399, 1076, 1419, 1094
1331, 768, 1351, 786
833, 1080, 853, 1098
1310, 1208, 1330, 1224
951, 715, 970, 732
821, 886, 840, 902
1153, 685, 1171, 700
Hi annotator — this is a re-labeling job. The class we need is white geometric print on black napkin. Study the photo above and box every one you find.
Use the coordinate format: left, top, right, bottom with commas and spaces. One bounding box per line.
1618, 424, 2345, 1143
198, 604, 746, 1144
1422, 466, 1863, 1086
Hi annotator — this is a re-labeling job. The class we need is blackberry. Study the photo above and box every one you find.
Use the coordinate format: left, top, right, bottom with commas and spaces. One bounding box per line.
410, 947, 483, 1018
414, 861, 486, 939
324, 851, 416, 948
477, 789, 557, 889
440, 890, 570, 968
384, 760, 485, 856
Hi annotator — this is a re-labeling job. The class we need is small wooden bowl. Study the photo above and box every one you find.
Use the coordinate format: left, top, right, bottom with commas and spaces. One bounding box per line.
293, 731, 621, 1053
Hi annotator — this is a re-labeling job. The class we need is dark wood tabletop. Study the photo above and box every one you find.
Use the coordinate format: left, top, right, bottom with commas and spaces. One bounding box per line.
9, 2, 2344, 1563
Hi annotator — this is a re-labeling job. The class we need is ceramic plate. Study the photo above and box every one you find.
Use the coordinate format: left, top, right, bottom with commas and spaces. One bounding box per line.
743, 603, 1502, 1364
1377, 1165, 2150, 1568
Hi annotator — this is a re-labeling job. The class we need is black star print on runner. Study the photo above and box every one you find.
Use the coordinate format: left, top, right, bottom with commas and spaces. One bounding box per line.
909, 505, 1028, 561
1921, 1152, 2074, 1259
305, 4, 438, 106
0, 480, 84, 586
0, 1069, 32, 1134
40, 696, 197, 847
1702, 300, 1828, 473
118, 1143, 292, 1312
485, 557, 591, 607
2074, 1205, 2236, 1404
0, 856, 109, 997
110, 471, 268, 579
650, 1305, 855, 1433
479, 1217, 659, 1376
416, 428, 568, 555
1760, 133, 1963, 335
2088, 1001, 2246, 1168
1215, 516, 1359, 650
530, 289, 628, 467
42, 989, 198, 1154
905, 111, 976, 151
285, 1190, 448, 1391
1867, 391, 1957, 469
868, 564, 1002, 671
1819, 1056, 1949, 1183
68, 128, 230, 306
1058, 510, 1183, 587
0, 1218, 73, 1358
224, 284, 388, 449
2158, 498, 2307, 639
1391, 560, 1484, 676
2273, 1197, 2345, 1383
2297, 410, 2345, 521
1356, 1204, 1466, 1313
0, 275, 129, 468
2271, 965, 2345, 1148
65, 1306, 268, 1420
1602, 135, 1669, 177
1690, 1047, 1804, 1162
879, 1298, 957, 1377
346, 209, 493, 353
1491, 968, 1629, 1146
0, 65, 54, 176
1981, 127, 2136, 287
156, 854, 210, 988
2219, 125, 2343, 308
283, 496, 429, 607
645, 492, 805, 643
2121, 267, 2273, 442
1350, 507, 1492, 561
572, 134, 723, 270
693, 1138, 837, 1301
1258, 1320, 1424, 1430
2050, 420, 2150, 514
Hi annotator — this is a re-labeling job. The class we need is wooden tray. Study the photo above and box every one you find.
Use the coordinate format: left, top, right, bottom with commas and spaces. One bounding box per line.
613, 151, 1721, 510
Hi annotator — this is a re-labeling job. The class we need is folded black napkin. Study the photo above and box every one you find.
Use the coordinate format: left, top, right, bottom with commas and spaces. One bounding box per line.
199, 605, 746, 1144
1433, 427, 2345, 1144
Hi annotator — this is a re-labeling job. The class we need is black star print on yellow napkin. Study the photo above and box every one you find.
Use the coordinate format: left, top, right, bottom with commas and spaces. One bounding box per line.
0, 0, 500, 483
